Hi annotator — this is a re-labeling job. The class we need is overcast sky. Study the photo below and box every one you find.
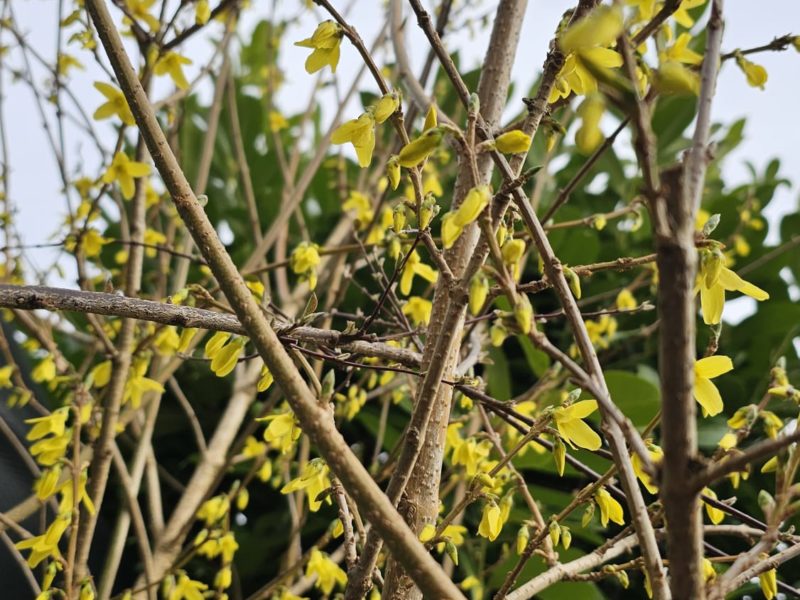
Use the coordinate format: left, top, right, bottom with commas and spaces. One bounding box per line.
3, 1, 798, 284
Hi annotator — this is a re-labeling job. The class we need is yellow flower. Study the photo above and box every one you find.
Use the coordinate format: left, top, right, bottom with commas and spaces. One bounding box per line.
154, 326, 180, 356
594, 487, 624, 526
196, 495, 230, 526
560, 5, 623, 54
215, 566, 232, 589
93, 81, 135, 125
0, 364, 12, 388
402, 296, 432, 326
469, 273, 489, 316
718, 432, 738, 450
575, 93, 605, 154
290, 242, 321, 290
372, 91, 400, 123
260, 410, 302, 454
550, 48, 623, 102
295, 21, 343, 74
210, 338, 244, 377
35, 465, 62, 501
282, 459, 332, 513
632, 443, 663, 494
514, 295, 534, 334
305, 548, 347, 595
102, 151, 150, 199
441, 185, 491, 249
736, 54, 768, 89
673, 0, 707, 29
660, 32, 703, 65
89, 360, 112, 388
57, 470, 95, 515
15, 514, 70, 567
759, 565, 778, 600
693, 355, 733, 417
169, 573, 208, 600
478, 501, 502, 541
495, 130, 532, 154
194, 0, 210, 25
32, 355, 57, 383
26, 407, 69, 441
29, 431, 71, 466
154, 51, 192, 90
553, 399, 601, 450
269, 110, 289, 132
698, 258, 769, 325
423, 104, 437, 130
397, 128, 443, 168
501, 238, 526, 280
125, 0, 160, 31
399, 250, 438, 295
702, 487, 725, 524
205, 331, 231, 359
123, 360, 164, 409
332, 113, 376, 167
387, 156, 401, 190
452, 438, 492, 476
615, 288, 637, 311
342, 191, 374, 227
702, 557, 717, 581
654, 60, 700, 95
257, 365, 274, 393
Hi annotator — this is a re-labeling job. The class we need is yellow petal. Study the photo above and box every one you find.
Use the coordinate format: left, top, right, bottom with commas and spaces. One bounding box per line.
558, 418, 602, 451
560, 5, 623, 53
700, 282, 724, 325
695, 355, 733, 379
559, 399, 598, 420
694, 377, 724, 417
718, 267, 769, 301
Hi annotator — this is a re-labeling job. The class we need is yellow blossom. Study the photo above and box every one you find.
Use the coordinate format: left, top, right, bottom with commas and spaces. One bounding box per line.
89, 360, 112, 388
494, 130, 532, 154
698, 257, 768, 325
759, 564, 778, 600
343, 191, 374, 227
195, 0, 210, 25
702, 557, 717, 581
295, 21, 343, 74
257, 365, 274, 393
660, 33, 703, 65
125, 0, 160, 31
402, 296, 432, 326
154, 326, 180, 356
553, 399, 601, 450
560, 5, 623, 54
32, 355, 57, 383
15, 513, 70, 567
332, 113, 376, 167
269, 111, 289, 132
102, 151, 150, 199
154, 51, 192, 90
423, 104, 437, 130
478, 501, 502, 541
290, 242, 321, 290
305, 548, 347, 595
654, 60, 700, 95
372, 91, 400, 123
209, 338, 244, 377
123, 359, 164, 409
595, 487, 625, 526
205, 331, 231, 359
215, 566, 232, 589
0, 364, 13, 388
736, 54, 768, 89
702, 487, 725, 524
397, 128, 443, 168
282, 459, 332, 512
35, 465, 62, 501
399, 250, 438, 295
168, 573, 208, 600
452, 438, 492, 476
575, 93, 604, 154
718, 432, 738, 450
693, 355, 733, 417
673, 0, 708, 29
632, 443, 663, 494
615, 288, 637, 311
386, 156, 401, 190
469, 273, 489, 316
26, 407, 69, 441
57, 471, 95, 515
259, 410, 302, 454
441, 185, 491, 249
196, 495, 230, 526
93, 82, 135, 126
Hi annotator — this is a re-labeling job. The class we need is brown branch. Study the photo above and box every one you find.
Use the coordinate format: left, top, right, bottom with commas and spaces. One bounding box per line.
0, 284, 422, 367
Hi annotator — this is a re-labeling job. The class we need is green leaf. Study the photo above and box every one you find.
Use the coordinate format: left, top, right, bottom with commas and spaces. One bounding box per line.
604, 370, 660, 428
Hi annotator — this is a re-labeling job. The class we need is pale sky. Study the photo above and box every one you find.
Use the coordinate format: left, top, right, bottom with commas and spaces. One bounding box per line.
3, 1, 798, 287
